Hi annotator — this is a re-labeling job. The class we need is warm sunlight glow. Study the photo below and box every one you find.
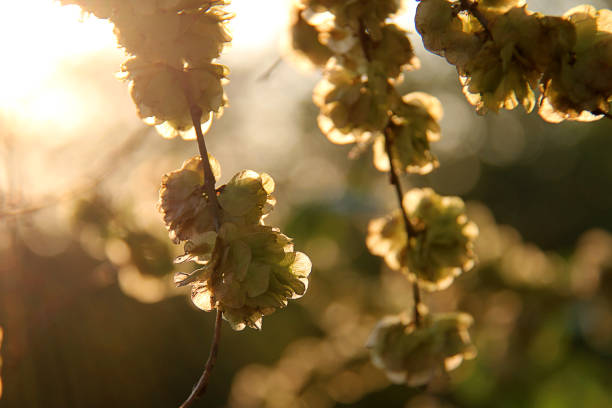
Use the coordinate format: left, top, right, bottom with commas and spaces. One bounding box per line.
226, 0, 289, 52
0, 1, 115, 115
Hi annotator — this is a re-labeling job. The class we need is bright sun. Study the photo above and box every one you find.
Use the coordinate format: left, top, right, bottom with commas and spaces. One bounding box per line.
0, 0, 289, 127
0, 1, 115, 116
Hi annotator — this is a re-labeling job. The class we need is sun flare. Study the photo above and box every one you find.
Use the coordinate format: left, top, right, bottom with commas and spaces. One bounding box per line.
0, 1, 115, 117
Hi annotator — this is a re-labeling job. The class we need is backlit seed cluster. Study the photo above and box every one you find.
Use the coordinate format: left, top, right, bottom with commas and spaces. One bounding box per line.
159, 156, 311, 330
364, 188, 478, 383
367, 312, 476, 387
291, 0, 442, 175
61, 1, 312, 331
59, 0, 231, 138
289, 0, 478, 387
416, 0, 612, 122
367, 188, 478, 292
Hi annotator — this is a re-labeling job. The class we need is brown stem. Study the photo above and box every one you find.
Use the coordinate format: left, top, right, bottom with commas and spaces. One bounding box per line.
459, 0, 492, 37
357, 19, 373, 62
178, 88, 225, 407
256, 56, 283, 81
0, 127, 150, 219
189, 105, 222, 232
383, 128, 423, 327
179, 309, 223, 408
412, 277, 423, 327
357, 16, 424, 327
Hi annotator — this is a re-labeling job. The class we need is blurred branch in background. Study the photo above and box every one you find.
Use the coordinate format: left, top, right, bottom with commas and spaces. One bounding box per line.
0, 126, 151, 220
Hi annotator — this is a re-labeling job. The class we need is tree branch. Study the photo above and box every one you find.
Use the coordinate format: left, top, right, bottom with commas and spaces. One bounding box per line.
384, 128, 423, 328
256, 56, 283, 82
459, 0, 492, 37
190, 105, 222, 231
0, 126, 150, 219
357, 17, 424, 327
177, 91, 225, 408
179, 309, 223, 408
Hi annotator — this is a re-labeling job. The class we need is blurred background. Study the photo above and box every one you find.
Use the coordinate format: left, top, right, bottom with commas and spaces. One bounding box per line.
1, 0, 612, 407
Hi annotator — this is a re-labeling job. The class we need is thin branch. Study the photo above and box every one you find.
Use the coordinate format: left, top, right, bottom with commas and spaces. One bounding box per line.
179, 309, 223, 408
357, 17, 424, 327
177, 92, 225, 408
383, 128, 423, 328
357, 19, 373, 62
0, 126, 150, 219
383, 131, 418, 238
256, 57, 283, 82
189, 105, 222, 232
459, 0, 492, 37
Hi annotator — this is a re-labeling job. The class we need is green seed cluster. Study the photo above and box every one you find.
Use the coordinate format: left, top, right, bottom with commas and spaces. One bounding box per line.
59, 0, 231, 138
367, 188, 478, 291
291, 0, 442, 175
289, 0, 479, 387
416, 0, 612, 122
159, 156, 311, 330
367, 312, 476, 386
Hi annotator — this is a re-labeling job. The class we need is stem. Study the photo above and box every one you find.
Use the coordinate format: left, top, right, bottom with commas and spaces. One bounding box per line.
179, 91, 225, 407
459, 0, 492, 37
357, 19, 373, 62
179, 309, 223, 408
357, 17, 424, 327
412, 277, 423, 326
256, 56, 283, 81
189, 105, 222, 232
383, 128, 423, 327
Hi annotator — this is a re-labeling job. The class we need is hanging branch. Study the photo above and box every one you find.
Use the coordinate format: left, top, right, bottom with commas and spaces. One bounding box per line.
0, 127, 150, 219
383, 128, 423, 328
179, 309, 223, 408
357, 18, 424, 327
190, 105, 222, 231
177, 104, 225, 408
458, 0, 492, 37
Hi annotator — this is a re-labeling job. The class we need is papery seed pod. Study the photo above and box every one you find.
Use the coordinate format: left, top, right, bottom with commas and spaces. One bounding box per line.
539, 6, 612, 122
121, 58, 227, 139
313, 61, 391, 144
367, 24, 420, 79
288, 5, 334, 68
157, 155, 220, 243
416, 0, 483, 69
177, 223, 311, 330
366, 210, 406, 270
367, 188, 478, 291
403, 188, 478, 290
372, 92, 442, 175
218, 170, 276, 226
459, 41, 539, 114
113, 6, 232, 68
367, 312, 477, 387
